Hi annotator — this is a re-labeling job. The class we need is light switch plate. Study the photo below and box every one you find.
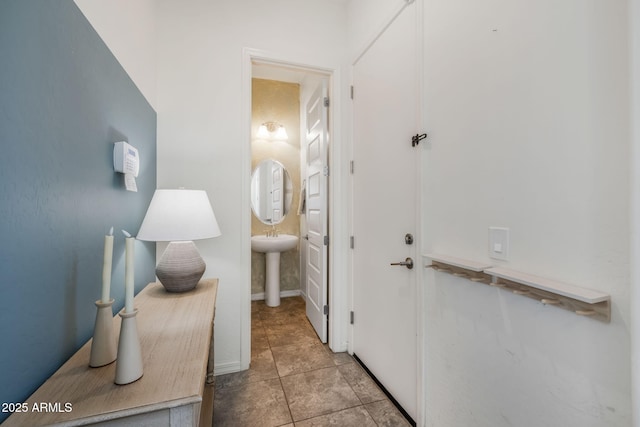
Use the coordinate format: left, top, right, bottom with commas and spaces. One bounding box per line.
489, 227, 509, 260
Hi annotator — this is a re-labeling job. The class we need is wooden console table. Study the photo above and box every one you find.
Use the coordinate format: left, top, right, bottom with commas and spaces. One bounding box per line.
3, 279, 218, 427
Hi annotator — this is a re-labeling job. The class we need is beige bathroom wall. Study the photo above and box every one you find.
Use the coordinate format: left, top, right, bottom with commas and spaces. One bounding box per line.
251, 78, 301, 295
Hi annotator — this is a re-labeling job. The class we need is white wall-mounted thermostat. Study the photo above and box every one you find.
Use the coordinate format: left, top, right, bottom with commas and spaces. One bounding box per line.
113, 141, 139, 177
114, 141, 139, 192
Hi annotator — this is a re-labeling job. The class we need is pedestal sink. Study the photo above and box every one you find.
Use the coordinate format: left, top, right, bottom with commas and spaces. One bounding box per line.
251, 234, 299, 307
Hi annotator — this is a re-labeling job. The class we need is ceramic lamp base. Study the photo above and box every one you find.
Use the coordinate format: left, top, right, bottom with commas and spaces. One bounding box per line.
89, 299, 117, 367
115, 309, 143, 385
156, 241, 205, 293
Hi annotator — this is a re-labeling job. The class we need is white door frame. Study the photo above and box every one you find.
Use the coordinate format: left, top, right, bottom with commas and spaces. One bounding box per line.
240, 48, 350, 371
631, 0, 640, 425
347, 0, 425, 425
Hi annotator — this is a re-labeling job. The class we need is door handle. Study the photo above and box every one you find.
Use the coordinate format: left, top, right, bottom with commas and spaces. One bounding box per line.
390, 257, 414, 270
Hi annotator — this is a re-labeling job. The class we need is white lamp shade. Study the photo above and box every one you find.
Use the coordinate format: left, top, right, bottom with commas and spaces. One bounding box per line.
137, 189, 221, 242
275, 125, 288, 140
256, 124, 270, 139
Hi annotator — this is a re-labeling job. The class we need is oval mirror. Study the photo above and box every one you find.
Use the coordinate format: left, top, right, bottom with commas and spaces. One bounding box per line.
250, 159, 293, 225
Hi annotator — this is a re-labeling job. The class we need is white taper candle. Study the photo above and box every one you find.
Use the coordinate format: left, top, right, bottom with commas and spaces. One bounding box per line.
100, 227, 114, 303
123, 230, 135, 313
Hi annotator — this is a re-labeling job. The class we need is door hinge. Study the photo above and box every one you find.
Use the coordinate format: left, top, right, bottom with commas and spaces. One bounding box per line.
350, 236, 355, 249
324, 235, 330, 246
350, 85, 354, 100
324, 305, 329, 315
324, 97, 330, 107
350, 160, 354, 174
350, 311, 355, 324
323, 165, 330, 176
411, 133, 427, 147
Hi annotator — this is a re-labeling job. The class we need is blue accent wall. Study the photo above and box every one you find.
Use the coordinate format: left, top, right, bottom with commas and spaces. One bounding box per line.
0, 1, 156, 419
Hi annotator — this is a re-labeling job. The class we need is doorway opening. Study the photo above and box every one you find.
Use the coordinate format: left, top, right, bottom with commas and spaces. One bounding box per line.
249, 59, 332, 349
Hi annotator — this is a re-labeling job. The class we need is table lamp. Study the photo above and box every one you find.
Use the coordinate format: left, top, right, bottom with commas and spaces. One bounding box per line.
137, 189, 221, 292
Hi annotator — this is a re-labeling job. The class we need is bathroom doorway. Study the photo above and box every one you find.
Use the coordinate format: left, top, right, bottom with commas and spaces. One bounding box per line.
249, 59, 332, 345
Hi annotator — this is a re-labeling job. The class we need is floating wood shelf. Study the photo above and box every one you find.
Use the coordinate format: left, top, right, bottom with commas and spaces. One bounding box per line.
424, 253, 492, 272
423, 253, 493, 283
484, 267, 611, 323
423, 254, 611, 323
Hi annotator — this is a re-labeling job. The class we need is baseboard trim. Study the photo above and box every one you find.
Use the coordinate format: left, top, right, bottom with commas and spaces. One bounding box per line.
251, 289, 301, 301
214, 361, 243, 376
353, 354, 416, 427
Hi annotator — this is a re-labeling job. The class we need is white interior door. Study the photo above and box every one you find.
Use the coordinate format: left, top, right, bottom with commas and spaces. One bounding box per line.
352, 3, 418, 421
305, 81, 329, 343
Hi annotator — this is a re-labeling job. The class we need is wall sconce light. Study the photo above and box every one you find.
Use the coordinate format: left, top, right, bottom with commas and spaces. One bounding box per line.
257, 121, 288, 140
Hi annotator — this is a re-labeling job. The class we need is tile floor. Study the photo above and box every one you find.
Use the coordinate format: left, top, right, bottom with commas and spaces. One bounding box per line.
213, 296, 411, 426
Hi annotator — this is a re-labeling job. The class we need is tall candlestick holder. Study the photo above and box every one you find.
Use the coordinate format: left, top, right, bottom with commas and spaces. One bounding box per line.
114, 309, 143, 385
89, 299, 117, 368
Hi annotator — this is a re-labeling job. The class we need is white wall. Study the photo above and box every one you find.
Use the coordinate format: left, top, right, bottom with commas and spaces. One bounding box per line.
346, 0, 407, 60
420, 0, 630, 426
631, 0, 640, 425
74, 0, 158, 110
156, 0, 348, 373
